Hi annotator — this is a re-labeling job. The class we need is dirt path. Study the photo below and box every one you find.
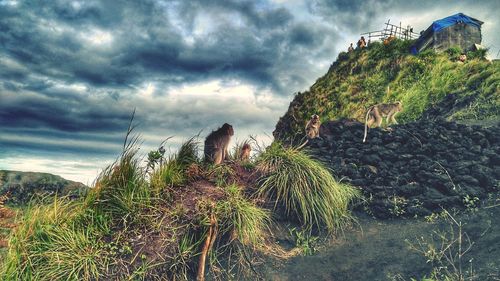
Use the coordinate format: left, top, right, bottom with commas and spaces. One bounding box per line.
261, 204, 500, 281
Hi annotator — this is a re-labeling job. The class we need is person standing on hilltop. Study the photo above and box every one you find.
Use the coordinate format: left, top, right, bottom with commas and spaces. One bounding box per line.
348, 43, 354, 52
357, 36, 366, 49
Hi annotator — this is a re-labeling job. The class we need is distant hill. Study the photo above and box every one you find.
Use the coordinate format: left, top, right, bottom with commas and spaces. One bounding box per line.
274, 39, 499, 142
0, 170, 89, 205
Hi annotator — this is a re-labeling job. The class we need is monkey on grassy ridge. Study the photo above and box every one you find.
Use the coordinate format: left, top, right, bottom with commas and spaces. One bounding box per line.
204, 123, 234, 165
363, 101, 403, 143
239, 143, 251, 161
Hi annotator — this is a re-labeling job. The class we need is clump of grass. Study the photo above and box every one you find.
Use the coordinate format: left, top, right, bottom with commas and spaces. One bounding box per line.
176, 137, 200, 169
88, 136, 151, 226
215, 184, 270, 246
150, 138, 201, 195
168, 233, 202, 280
150, 158, 185, 195
1, 199, 109, 281
206, 163, 237, 187
255, 142, 360, 232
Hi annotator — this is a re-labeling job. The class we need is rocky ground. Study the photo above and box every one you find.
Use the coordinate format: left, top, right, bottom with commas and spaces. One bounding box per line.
305, 119, 500, 219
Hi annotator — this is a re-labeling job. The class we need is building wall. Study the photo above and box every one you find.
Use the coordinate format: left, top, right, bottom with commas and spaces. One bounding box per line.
432, 23, 482, 52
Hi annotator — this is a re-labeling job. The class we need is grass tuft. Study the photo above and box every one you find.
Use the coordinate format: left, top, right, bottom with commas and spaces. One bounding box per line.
89, 142, 151, 226
216, 184, 270, 246
176, 137, 200, 170
255, 142, 360, 232
1, 199, 108, 281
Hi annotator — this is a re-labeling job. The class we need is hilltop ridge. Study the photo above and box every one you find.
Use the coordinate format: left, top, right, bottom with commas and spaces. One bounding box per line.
0, 170, 88, 205
274, 39, 499, 142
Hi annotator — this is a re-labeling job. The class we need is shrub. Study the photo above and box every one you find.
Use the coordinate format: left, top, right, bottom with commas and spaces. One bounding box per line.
467, 48, 488, 60
446, 46, 462, 60
255, 142, 359, 232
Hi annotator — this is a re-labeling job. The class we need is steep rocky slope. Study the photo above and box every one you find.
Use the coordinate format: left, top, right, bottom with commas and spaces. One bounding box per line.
307, 119, 500, 218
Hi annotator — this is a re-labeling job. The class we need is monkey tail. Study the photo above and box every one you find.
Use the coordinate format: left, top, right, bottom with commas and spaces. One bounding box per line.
296, 139, 309, 150
363, 107, 372, 143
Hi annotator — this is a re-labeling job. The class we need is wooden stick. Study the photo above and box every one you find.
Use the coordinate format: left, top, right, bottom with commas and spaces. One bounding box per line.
197, 212, 217, 281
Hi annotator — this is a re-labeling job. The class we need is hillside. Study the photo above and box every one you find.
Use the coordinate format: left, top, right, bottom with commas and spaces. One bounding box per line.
0, 170, 88, 205
1, 40, 499, 281
274, 40, 499, 141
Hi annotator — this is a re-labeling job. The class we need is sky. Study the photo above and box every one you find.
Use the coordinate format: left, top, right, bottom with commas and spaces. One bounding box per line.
1, 0, 499, 185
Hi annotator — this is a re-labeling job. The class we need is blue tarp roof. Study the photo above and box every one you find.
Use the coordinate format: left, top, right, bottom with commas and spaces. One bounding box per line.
431, 13, 483, 32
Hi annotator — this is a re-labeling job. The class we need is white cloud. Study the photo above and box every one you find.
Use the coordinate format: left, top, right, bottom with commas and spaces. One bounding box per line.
0, 155, 111, 185
81, 29, 114, 46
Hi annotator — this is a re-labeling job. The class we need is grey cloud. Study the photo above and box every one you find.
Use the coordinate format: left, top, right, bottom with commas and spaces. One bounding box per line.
1, 0, 498, 183
0, 90, 131, 133
0, 0, 327, 94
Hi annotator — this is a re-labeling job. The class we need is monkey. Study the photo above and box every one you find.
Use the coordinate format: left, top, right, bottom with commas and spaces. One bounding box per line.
383, 35, 396, 45
204, 123, 234, 165
239, 143, 251, 161
305, 114, 321, 139
363, 101, 403, 143
297, 114, 321, 149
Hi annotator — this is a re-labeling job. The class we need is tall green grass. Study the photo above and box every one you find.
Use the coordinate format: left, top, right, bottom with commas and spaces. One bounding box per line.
88, 134, 151, 226
150, 138, 201, 195
1, 123, 151, 280
1, 199, 109, 281
255, 143, 360, 232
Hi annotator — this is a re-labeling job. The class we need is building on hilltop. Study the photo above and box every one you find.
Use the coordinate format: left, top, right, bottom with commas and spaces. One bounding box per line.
411, 13, 483, 54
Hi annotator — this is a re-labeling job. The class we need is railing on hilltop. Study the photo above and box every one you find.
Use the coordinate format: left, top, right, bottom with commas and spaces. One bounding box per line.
361, 20, 419, 43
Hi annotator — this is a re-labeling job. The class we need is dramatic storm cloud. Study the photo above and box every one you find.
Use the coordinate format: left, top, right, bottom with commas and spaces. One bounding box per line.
1, 0, 498, 183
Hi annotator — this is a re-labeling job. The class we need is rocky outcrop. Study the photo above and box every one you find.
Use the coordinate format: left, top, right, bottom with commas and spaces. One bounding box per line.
305, 119, 500, 219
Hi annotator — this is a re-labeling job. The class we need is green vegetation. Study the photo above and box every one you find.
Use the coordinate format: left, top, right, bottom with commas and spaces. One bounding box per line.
2, 199, 109, 280
0, 170, 88, 206
1, 125, 357, 279
407, 210, 476, 281
289, 227, 319, 256
276, 39, 499, 140
256, 142, 360, 232
215, 184, 270, 246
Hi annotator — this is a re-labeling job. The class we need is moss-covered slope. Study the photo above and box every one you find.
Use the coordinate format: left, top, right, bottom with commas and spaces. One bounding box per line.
274, 40, 500, 141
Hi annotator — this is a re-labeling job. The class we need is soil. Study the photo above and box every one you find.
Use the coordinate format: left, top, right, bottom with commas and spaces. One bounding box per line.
259, 198, 500, 281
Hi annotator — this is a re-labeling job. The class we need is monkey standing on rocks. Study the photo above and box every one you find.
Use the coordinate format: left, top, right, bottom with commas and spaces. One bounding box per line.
306, 114, 321, 139
204, 123, 234, 165
298, 114, 321, 149
363, 102, 403, 143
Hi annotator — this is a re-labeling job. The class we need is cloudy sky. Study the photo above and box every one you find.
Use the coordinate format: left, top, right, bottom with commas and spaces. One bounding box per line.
1, 0, 499, 184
